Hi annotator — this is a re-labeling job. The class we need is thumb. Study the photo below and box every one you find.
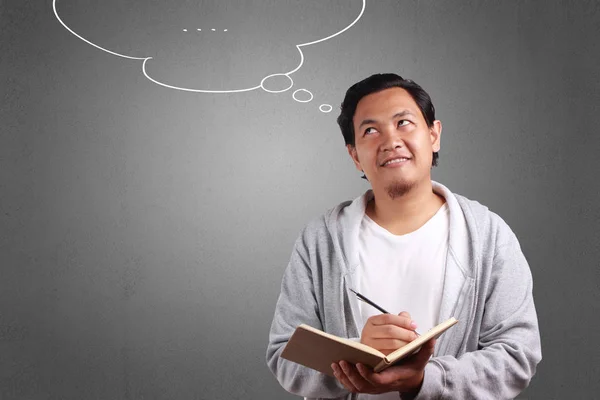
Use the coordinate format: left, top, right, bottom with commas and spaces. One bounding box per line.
409, 338, 436, 368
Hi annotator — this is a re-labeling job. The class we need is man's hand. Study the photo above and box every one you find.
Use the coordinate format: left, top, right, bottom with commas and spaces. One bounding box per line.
331, 337, 435, 396
361, 311, 419, 355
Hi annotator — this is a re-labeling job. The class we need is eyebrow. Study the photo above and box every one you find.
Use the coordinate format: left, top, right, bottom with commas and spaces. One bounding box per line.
358, 110, 416, 129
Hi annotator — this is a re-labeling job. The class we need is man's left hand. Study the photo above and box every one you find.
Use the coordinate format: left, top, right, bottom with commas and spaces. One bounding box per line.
331, 338, 435, 396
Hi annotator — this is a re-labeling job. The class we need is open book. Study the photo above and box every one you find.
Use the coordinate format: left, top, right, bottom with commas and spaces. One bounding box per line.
281, 317, 458, 375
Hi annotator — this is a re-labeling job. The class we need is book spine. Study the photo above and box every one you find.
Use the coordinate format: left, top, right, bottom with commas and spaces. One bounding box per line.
373, 358, 391, 373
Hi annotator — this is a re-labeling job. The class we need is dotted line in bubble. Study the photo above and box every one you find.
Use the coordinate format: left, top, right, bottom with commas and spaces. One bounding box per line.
183, 28, 228, 32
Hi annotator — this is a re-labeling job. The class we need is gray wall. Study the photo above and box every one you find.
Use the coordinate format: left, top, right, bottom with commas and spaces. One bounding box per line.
2, 0, 599, 399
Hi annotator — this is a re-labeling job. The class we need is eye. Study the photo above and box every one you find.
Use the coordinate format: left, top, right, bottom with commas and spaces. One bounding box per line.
398, 119, 410, 127
364, 127, 378, 135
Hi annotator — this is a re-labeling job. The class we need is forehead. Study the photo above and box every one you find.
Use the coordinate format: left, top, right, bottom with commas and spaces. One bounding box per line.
353, 87, 422, 123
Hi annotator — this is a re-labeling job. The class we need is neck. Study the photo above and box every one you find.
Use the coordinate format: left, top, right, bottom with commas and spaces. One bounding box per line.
367, 180, 445, 235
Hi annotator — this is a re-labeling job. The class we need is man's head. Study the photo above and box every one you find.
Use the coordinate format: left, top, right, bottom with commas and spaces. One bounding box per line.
337, 73, 442, 198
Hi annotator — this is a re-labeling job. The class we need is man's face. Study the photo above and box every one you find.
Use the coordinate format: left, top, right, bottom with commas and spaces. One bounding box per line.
347, 87, 442, 198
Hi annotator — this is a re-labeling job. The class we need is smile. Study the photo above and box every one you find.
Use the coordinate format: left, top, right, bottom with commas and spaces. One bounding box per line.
382, 157, 410, 166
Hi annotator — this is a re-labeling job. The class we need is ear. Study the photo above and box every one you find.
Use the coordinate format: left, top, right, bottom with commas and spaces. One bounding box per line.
346, 144, 363, 172
430, 120, 442, 152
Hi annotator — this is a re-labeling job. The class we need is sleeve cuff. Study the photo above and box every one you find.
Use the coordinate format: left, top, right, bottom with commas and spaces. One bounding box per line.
412, 361, 445, 400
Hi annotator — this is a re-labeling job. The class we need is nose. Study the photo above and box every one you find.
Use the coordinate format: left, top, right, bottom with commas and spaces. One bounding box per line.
380, 125, 404, 151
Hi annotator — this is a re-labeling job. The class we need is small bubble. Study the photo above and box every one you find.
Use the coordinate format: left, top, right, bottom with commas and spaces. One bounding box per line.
224, 29, 228, 32
183, 29, 188, 32
293, 89, 313, 103
211, 28, 216, 31
319, 104, 333, 113
197, 28, 201, 31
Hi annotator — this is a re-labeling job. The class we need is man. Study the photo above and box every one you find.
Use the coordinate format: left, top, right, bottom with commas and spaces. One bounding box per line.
266, 73, 541, 399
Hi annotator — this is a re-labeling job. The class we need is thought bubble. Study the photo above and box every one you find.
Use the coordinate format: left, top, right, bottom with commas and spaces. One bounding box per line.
52, 0, 366, 113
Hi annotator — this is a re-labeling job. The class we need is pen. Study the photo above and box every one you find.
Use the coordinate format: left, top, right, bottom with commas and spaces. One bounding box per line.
349, 288, 391, 314
349, 288, 420, 336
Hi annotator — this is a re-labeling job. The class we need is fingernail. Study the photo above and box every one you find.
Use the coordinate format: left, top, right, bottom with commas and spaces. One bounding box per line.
410, 321, 418, 329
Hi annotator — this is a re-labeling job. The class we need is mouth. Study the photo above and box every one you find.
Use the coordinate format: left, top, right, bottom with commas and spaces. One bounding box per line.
381, 157, 411, 167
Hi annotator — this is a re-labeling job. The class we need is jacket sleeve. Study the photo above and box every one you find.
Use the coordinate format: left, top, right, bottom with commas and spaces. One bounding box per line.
266, 227, 350, 399
413, 225, 542, 400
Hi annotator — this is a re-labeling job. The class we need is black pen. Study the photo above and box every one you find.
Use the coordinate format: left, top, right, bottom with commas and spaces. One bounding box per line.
349, 288, 420, 336
349, 288, 391, 314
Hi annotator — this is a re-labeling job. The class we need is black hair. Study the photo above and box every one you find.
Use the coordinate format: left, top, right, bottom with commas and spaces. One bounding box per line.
336, 73, 439, 179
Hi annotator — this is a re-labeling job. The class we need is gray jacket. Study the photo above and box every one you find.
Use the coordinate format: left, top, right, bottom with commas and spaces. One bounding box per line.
266, 181, 542, 399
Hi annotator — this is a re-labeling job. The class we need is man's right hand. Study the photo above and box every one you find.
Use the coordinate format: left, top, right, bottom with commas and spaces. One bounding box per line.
360, 311, 418, 355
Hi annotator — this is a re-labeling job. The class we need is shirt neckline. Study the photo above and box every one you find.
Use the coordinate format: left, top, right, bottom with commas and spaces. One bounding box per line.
362, 202, 449, 240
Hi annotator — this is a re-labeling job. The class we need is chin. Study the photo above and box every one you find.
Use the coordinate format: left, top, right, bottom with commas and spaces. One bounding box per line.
384, 179, 417, 199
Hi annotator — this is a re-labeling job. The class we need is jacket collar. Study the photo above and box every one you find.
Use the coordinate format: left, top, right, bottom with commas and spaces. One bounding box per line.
328, 181, 477, 340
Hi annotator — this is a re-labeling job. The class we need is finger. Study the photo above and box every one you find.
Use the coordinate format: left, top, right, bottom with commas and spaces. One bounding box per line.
356, 362, 379, 384
357, 362, 409, 387
331, 362, 359, 393
405, 338, 436, 369
423, 337, 436, 351
368, 314, 417, 331
367, 337, 416, 352
368, 324, 419, 342
355, 363, 385, 388
366, 339, 438, 386
339, 360, 376, 393
397, 312, 419, 332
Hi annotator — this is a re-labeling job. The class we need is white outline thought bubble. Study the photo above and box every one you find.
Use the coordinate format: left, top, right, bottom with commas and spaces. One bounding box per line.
52, 0, 366, 111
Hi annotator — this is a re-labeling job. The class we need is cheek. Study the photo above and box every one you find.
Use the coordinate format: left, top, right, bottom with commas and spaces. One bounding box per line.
357, 149, 376, 167
413, 136, 434, 153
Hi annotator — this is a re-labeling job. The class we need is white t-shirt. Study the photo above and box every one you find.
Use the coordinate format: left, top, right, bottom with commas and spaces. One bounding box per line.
355, 203, 449, 400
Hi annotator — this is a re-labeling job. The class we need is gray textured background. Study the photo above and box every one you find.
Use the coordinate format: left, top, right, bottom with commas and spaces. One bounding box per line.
1, 0, 599, 399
